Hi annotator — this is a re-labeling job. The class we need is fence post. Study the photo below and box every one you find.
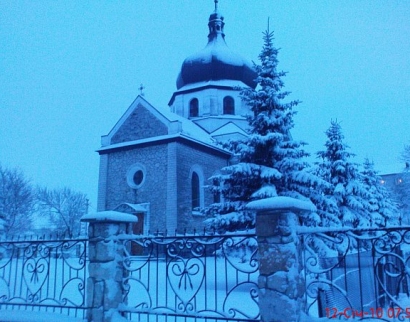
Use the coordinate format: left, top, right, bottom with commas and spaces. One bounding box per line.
247, 197, 315, 322
81, 211, 138, 322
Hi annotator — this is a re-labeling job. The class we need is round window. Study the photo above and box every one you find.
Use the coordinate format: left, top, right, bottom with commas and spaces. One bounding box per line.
127, 164, 146, 189
133, 170, 144, 186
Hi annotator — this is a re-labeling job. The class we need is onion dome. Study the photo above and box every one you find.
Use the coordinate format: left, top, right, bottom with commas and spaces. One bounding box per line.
176, 2, 257, 90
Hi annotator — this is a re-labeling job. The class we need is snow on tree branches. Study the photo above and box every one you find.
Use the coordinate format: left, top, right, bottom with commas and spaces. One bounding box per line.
204, 29, 326, 232
361, 158, 399, 226
314, 121, 398, 228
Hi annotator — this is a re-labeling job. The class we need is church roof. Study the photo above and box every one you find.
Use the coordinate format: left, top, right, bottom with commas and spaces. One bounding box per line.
175, 4, 256, 90
98, 96, 229, 156
210, 122, 248, 138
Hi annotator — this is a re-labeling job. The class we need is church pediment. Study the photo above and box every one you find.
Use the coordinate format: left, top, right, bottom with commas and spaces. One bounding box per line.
210, 121, 249, 143
101, 95, 217, 149
101, 96, 175, 146
193, 116, 249, 134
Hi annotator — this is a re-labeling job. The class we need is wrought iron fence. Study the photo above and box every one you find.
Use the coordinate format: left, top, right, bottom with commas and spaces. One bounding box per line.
0, 234, 88, 319
301, 226, 410, 321
119, 232, 260, 322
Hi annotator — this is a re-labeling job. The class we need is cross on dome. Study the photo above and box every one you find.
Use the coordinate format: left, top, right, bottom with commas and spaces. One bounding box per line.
174, 0, 257, 90
138, 83, 145, 96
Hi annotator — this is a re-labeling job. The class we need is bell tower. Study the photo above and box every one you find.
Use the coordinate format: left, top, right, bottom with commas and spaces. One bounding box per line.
168, 2, 257, 141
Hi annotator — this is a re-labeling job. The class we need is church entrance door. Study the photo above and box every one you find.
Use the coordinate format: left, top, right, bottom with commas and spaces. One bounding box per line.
131, 212, 144, 255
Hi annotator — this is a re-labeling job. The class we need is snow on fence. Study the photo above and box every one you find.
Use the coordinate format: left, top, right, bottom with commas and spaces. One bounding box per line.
0, 234, 89, 319
301, 226, 410, 320
119, 232, 260, 322
3, 203, 410, 322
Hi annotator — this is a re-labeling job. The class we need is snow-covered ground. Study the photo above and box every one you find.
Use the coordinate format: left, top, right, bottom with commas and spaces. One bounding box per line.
0, 310, 84, 322
0, 239, 87, 321
122, 242, 260, 321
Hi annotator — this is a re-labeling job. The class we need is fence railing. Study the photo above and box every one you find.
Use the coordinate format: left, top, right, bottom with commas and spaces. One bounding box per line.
0, 235, 89, 319
118, 232, 260, 322
301, 226, 410, 321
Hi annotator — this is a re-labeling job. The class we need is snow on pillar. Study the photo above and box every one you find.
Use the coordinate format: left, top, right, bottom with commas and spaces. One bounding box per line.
246, 197, 316, 322
81, 211, 138, 322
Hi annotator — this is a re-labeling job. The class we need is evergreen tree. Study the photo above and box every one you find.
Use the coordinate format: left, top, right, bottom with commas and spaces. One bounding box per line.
360, 158, 399, 226
204, 29, 325, 232
391, 144, 410, 224
315, 121, 373, 228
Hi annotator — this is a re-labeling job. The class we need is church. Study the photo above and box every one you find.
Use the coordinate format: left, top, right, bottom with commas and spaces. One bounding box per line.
96, 3, 257, 234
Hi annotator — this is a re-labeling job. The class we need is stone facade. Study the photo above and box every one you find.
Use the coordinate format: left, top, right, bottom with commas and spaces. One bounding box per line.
97, 95, 231, 233
103, 144, 169, 232
175, 142, 229, 231
99, 138, 229, 233
111, 103, 167, 144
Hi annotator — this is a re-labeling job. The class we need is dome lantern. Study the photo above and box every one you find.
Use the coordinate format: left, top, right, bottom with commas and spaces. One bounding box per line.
175, 2, 257, 90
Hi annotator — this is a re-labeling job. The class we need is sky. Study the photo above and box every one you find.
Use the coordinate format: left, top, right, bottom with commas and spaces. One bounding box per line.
1, 1, 409, 212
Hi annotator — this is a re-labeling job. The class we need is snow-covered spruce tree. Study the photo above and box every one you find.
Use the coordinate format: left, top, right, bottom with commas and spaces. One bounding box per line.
393, 144, 410, 224
360, 158, 399, 226
314, 121, 375, 228
204, 29, 326, 232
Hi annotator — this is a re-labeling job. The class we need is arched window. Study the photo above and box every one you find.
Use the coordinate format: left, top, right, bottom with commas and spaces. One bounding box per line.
192, 172, 200, 210
189, 98, 199, 117
223, 96, 235, 115
213, 178, 221, 204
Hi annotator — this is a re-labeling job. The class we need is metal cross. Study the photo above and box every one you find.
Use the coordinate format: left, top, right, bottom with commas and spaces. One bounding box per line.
214, 0, 218, 11
138, 83, 145, 96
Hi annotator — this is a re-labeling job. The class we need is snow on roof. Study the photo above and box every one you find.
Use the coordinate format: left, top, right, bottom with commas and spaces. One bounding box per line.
175, 80, 247, 93
115, 203, 148, 212
211, 122, 248, 137
102, 95, 216, 148
97, 133, 229, 156
246, 196, 316, 214
81, 210, 138, 223
164, 111, 216, 145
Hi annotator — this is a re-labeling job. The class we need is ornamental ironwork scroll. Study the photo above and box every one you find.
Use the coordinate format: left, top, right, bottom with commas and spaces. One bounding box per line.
121, 233, 260, 322
302, 227, 410, 321
0, 236, 88, 318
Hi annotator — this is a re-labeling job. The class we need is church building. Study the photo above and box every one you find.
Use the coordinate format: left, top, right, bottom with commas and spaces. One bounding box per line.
96, 3, 257, 234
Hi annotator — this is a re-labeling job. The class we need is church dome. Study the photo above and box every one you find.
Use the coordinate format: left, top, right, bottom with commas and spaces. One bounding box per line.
176, 5, 257, 90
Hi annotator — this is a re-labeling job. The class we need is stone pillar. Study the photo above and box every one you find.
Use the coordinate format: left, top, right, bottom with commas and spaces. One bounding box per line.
246, 197, 315, 322
81, 211, 138, 322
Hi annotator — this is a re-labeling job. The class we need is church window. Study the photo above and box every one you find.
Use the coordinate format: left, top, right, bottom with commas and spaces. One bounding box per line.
223, 96, 235, 115
133, 170, 144, 186
213, 178, 221, 203
192, 172, 200, 210
127, 164, 146, 189
189, 98, 199, 117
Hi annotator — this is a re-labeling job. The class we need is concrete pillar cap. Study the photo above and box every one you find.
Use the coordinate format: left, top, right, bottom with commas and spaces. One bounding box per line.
81, 211, 138, 223
246, 196, 316, 214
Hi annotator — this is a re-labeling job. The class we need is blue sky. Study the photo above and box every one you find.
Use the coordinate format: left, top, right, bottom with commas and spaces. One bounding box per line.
1, 1, 409, 212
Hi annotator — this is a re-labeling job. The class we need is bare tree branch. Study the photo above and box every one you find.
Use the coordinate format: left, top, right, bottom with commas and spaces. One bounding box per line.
0, 164, 34, 235
36, 187, 88, 236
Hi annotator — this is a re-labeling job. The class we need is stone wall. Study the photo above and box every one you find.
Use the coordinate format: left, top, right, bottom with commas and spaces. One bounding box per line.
82, 212, 137, 322
247, 197, 316, 322
104, 144, 168, 232
176, 142, 229, 231
111, 104, 167, 144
